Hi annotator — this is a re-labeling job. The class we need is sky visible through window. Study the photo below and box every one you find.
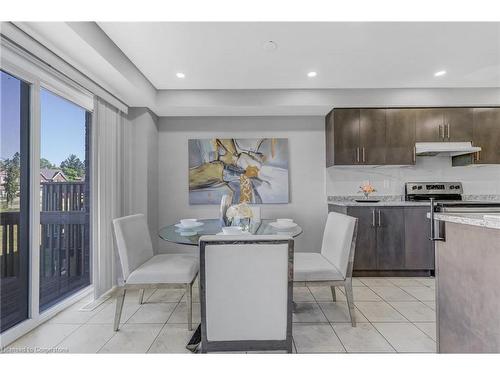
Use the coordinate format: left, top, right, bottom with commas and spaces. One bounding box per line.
1, 71, 86, 166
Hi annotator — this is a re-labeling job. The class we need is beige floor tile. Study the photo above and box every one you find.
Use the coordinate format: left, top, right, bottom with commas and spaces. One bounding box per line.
167, 302, 201, 324
332, 323, 395, 353
389, 301, 436, 322
47, 303, 105, 325
86, 300, 140, 325
414, 278, 435, 287
370, 286, 417, 302
148, 288, 186, 303
318, 302, 367, 323
181, 286, 200, 303
358, 278, 394, 287
293, 287, 316, 302
55, 324, 115, 353
401, 286, 436, 301
126, 303, 177, 324
372, 322, 436, 353
414, 322, 437, 341
351, 278, 365, 286
388, 278, 426, 287
422, 300, 436, 310
355, 301, 407, 322
7, 323, 80, 352
353, 286, 382, 301
292, 302, 328, 323
293, 323, 345, 353
98, 324, 163, 353
308, 286, 346, 302
124, 289, 156, 304
148, 324, 194, 353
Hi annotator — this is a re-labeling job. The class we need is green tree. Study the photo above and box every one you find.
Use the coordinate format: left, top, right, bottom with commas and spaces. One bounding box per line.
60, 154, 84, 181
2, 152, 21, 207
40, 158, 55, 169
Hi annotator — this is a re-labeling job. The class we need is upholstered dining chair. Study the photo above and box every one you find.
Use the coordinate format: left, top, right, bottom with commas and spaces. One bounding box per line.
293, 212, 358, 326
112, 214, 199, 331
198, 235, 293, 353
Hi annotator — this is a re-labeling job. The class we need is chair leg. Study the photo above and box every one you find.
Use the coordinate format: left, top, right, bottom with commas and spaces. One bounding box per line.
114, 288, 126, 331
186, 282, 193, 331
344, 279, 356, 327
330, 286, 337, 302
138, 289, 145, 305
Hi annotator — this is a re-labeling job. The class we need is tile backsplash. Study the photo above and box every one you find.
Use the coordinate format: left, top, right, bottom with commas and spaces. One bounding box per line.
326, 157, 500, 197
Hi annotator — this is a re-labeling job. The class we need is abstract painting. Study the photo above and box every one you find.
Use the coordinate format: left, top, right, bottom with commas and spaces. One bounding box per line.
188, 138, 289, 204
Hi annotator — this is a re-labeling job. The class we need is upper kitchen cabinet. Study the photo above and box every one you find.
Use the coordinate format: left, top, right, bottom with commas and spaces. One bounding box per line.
328, 108, 360, 166
415, 108, 444, 142
415, 107, 473, 142
360, 109, 386, 164
443, 108, 473, 141
472, 108, 500, 164
385, 109, 416, 165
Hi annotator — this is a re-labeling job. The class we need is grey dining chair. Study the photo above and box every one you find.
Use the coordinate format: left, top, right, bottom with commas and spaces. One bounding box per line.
293, 212, 358, 326
112, 214, 199, 331
198, 235, 294, 353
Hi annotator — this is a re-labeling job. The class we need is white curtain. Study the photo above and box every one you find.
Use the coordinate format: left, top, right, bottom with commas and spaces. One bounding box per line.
91, 97, 128, 298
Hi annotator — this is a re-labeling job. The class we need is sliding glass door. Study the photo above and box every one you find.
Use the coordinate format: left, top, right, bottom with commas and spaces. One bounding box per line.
39, 88, 91, 311
0, 70, 30, 333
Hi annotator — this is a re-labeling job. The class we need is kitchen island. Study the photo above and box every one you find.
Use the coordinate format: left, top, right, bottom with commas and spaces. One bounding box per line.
433, 212, 500, 353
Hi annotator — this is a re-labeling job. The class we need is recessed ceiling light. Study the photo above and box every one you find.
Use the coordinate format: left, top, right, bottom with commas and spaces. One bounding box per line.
434, 70, 446, 77
262, 41, 278, 51
307, 71, 317, 78
176, 72, 185, 79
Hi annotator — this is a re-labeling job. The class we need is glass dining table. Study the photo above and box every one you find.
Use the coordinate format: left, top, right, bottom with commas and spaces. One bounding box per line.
159, 218, 303, 245
158, 218, 302, 352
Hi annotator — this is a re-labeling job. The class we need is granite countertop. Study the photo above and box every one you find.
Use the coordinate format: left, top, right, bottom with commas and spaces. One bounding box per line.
432, 212, 500, 230
328, 195, 430, 207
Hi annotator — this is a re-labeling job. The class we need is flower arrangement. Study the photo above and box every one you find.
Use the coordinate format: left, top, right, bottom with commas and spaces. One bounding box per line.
225, 203, 253, 231
359, 182, 376, 199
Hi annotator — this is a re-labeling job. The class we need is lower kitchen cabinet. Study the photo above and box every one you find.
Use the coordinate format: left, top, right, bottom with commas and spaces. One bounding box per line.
404, 207, 434, 270
329, 204, 434, 275
376, 208, 405, 270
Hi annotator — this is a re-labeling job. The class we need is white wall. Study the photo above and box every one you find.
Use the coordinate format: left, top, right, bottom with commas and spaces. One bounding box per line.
158, 116, 327, 254
327, 157, 500, 197
125, 108, 159, 249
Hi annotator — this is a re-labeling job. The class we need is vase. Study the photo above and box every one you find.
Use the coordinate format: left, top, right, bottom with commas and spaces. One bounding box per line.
219, 193, 234, 226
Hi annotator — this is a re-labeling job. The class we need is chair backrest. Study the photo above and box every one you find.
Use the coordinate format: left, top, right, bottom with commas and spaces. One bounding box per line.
112, 214, 154, 280
320, 212, 358, 279
199, 235, 293, 352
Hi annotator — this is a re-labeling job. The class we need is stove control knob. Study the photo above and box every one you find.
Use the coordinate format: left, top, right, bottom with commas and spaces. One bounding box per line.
450, 186, 454, 189
412, 186, 418, 190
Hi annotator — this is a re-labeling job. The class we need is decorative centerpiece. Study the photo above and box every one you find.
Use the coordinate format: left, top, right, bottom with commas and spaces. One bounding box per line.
225, 203, 253, 232
359, 182, 377, 200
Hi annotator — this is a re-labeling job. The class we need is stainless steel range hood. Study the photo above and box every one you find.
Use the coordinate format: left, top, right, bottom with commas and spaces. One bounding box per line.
415, 142, 481, 157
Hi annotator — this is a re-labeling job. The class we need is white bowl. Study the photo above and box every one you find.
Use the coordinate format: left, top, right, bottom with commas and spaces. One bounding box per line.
180, 218, 197, 226
270, 221, 298, 230
222, 226, 243, 235
277, 218, 294, 224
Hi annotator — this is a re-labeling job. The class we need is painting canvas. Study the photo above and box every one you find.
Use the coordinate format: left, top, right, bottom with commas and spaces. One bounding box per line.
188, 138, 289, 204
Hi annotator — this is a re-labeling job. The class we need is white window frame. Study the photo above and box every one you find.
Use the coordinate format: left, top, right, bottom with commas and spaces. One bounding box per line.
0, 39, 95, 347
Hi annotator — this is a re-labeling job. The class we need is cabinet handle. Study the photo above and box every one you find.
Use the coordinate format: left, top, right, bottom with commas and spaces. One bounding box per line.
362, 147, 366, 163
377, 210, 382, 227
477, 150, 481, 162
413, 145, 416, 163
372, 209, 376, 227
438, 124, 442, 139
446, 123, 450, 139
356, 147, 360, 163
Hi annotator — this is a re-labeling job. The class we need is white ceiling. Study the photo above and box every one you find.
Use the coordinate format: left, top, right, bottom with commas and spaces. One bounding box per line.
98, 22, 500, 90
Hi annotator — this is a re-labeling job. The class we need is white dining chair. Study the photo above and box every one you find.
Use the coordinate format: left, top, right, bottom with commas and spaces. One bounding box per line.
198, 235, 293, 353
112, 214, 199, 331
293, 212, 358, 326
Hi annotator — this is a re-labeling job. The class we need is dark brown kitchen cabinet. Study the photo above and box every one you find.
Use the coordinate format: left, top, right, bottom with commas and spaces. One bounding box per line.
360, 109, 386, 164
404, 207, 434, 270
443, 108, 473, 142
385, 109, 416, 165
415, 108, 444, 142
331, 108, 360, 165
348, 207, 378, 270
472, 108, 500, 164
376, 208, 405, 270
